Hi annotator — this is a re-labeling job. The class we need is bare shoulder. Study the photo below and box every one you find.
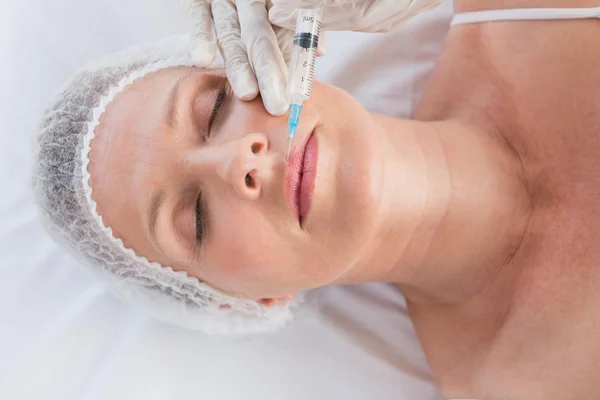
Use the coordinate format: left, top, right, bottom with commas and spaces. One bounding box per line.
474, 208, 600, 399
408, 16, 600, 400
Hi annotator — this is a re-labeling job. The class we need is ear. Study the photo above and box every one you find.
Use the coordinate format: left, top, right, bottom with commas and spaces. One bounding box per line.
259, 294, 295, 307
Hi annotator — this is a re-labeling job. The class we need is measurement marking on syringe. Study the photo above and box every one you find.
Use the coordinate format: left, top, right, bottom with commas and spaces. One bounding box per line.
286, 8, 322, 161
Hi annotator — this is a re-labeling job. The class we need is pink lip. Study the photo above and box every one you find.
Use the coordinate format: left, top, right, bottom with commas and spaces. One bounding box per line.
299, 134, 318, 224
285, 128, 317, 226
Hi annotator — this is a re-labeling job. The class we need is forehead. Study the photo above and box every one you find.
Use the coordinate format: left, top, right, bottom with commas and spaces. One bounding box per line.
86, 67, 196, 249
89, 66, 217, 187
99, 68, 194, 150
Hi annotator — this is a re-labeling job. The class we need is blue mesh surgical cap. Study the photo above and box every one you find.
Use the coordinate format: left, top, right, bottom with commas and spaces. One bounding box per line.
32, 35, 297, 335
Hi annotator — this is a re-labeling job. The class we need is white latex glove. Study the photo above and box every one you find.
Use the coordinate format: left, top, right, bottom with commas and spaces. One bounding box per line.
269, 0, 443, 33
183, 0, 293, 115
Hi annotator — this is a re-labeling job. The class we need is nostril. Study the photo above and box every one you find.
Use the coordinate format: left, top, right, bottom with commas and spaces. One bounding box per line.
251, 142, 263, 154
245, 173, 255, 188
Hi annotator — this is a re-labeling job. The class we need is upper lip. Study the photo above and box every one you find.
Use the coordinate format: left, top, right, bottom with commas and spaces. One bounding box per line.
285, 128, 314, 224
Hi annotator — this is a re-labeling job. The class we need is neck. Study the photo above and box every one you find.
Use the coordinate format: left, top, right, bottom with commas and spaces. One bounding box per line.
344, 114, 531, 304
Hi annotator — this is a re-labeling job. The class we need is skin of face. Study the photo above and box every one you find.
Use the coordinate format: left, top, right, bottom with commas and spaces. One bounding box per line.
88, 66, 389, 301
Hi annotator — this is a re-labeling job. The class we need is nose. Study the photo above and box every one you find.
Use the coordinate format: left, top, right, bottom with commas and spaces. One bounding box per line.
216, 133, 271, 200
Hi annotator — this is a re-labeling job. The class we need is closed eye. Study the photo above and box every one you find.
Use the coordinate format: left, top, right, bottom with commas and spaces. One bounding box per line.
195, 193, 206, 244
208, 87, 226, 134
207, 78, 231, 139
195, 79, 230, 245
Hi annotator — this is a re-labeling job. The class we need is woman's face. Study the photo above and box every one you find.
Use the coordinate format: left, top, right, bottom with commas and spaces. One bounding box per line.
89, 66, 386, 300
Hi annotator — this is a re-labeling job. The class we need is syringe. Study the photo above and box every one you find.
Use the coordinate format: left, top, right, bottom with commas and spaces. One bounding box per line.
286, 8, 322, 160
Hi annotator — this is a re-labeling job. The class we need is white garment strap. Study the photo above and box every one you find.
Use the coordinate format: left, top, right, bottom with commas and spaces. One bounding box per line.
452, 7, 600, 25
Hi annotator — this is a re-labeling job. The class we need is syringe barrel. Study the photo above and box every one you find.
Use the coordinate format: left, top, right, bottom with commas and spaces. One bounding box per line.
287, 8, 322, 102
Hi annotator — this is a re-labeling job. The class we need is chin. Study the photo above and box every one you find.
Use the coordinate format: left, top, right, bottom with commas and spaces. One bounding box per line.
302, 106, 386, 275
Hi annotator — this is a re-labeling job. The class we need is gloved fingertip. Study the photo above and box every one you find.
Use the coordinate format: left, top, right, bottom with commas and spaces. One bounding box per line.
239, 92, 259, 102
231, 69, 259, 101
260, 84, 290, 116
236, 85, 259, 101
266, 100, 289, 116
191, 41, 217, 66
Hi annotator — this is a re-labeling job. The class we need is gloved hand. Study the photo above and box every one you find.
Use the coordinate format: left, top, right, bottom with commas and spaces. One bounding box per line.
269, 0, 443, 33
183, 0, 293, 116
184, 0, 442, 116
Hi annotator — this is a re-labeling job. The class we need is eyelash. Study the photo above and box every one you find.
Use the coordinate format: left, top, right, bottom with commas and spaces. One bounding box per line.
207, 86, 227, 138
195, 82, 228, 245
196, 194, 206, 243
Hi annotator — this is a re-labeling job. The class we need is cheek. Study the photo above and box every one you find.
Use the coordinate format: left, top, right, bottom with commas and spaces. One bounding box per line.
202, 202, 285, 286
308, 82, 355, 118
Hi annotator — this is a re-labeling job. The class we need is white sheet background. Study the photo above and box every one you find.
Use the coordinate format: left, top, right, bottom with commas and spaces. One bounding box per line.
0, 1, 453, 399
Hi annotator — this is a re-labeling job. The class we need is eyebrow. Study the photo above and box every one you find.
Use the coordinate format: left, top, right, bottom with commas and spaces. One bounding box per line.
151, 72, 199, 253
148, 187, 166, 242
153, 72, 222, 254
165, 74, 190, 130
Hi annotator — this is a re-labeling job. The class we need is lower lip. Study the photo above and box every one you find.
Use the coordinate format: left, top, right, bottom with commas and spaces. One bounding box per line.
299, 134, 318, 224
